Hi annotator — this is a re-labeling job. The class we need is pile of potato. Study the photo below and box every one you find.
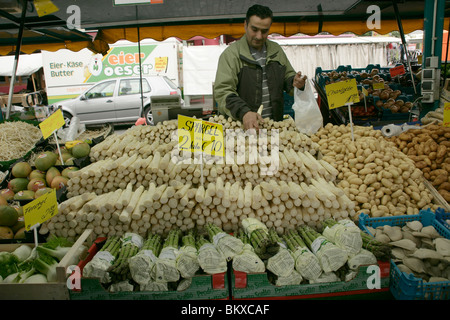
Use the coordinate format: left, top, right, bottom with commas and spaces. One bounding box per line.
311, 123, 440, 218
386, 123, 450, 202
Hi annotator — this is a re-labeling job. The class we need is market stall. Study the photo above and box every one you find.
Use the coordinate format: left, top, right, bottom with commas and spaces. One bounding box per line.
0, 0, 449, 302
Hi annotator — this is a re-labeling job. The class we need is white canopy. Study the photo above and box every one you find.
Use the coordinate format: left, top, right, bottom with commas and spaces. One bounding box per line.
0, 53, 43, 77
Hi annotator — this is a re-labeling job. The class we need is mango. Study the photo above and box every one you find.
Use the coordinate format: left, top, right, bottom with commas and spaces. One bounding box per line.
61, 166, 79, 178
0, 205, 19, 227
13, 190, 35, 201
35, 188, 53, 198
0, 226, 13, 239
8, 178, 29, 193
71, 142, 91, 158
29, 169, 46, 180
51, 176, 69, 190
11, 161, 32, 178
28, 178, 47, 192
46, 167, 61, 186
0, 189, 14, 201
35, 151, 57, 171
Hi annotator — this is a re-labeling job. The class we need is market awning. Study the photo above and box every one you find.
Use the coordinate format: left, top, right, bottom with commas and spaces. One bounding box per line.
94, 18, 429, 44
0, 52, 41, 76
0, 1, 107, 55
45, 0, 449, 44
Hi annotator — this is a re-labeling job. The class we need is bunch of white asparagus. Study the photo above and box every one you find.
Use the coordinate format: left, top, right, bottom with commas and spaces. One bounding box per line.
41, 117, 359, 241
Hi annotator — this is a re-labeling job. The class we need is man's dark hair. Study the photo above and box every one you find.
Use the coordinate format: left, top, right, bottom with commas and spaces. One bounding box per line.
245, 4, 273, 23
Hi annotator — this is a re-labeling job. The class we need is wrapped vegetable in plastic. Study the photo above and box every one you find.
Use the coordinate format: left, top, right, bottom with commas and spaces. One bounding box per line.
129, 233, 162, 285
196, 235, 227, 274
176, 230, 200, 278
232, 229, 265, 273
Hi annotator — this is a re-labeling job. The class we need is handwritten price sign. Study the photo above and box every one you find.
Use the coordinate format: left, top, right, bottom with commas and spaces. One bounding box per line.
325, 79, 360, 109
389, 65, 406, 77
38, 108, 65, 139
177, 115, 225, 157
444, 103, 450, 127
23, 189, 58, 231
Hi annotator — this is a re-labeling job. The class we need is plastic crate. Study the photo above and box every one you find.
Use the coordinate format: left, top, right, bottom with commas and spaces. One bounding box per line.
358, 209, 450, 300
70, 237, 229, 300
435, 207, 450, 230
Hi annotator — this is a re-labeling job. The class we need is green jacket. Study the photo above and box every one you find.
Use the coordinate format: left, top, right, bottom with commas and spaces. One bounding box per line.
214, 37, 296, 122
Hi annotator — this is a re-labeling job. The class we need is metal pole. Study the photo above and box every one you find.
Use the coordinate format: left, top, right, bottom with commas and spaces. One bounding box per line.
136, 6, 144, 116
6, 0, 27, 119
392, 0, 417, 94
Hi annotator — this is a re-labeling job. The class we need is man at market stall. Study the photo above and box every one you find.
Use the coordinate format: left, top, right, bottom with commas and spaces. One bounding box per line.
214, 4, 307, 131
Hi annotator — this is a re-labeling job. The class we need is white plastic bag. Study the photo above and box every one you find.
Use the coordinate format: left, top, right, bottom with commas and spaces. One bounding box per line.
292, 80, 323, 135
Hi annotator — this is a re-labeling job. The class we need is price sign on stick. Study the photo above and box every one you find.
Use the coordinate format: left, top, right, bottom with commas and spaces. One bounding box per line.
178, 115, 203, 153
389, 65, 406, 78
372, 82, 385, 90
325, 79, 360, 109
202, 120, 225, 158
38, 108, 66, 165
444, 103, 450, 127
39, 108, 65, 139
177, 115, 225, 157
23, 189, 58, 231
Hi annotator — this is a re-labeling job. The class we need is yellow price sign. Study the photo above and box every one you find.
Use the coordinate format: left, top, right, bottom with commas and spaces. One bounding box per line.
177, 115, 224, 157
325, 79, 360, 109
155, 57, 168, 73
23, 189, 58, 231
178, 115, 203, 153
39, 108, 65, 139
444, 102, 450, 127
202, 120, 225, 158
362, 87, 369, 97
373, 82, 385, 90
33, 0, 59, 17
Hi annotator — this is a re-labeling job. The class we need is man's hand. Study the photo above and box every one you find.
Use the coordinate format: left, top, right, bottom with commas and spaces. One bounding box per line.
243, 111, 263, 130
293, 71, 307, 89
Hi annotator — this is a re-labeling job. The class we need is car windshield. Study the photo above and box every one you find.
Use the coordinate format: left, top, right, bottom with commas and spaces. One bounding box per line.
163, 76, 179, 90
119, 78, 151, 95
85, 80, 116, 99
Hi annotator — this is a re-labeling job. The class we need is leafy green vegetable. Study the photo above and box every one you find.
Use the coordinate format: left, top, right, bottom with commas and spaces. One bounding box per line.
33, 251, 58, 282
0, 252, 19, 279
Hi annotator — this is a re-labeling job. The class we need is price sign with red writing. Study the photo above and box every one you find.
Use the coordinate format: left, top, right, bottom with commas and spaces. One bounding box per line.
389, 65, 406, 77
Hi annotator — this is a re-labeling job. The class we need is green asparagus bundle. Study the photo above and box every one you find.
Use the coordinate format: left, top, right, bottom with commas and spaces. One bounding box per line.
108, 233, 143, 282
232, 229, 265, 273
265, 228, 296, 277
298, 225, 348, 273
241, 218, 280, 260
129, 233, 163, 286
283, 229, 322, 280
206, 223, 245, 261
268, 268, 303, 286
196, 235, 227, 274
360, 230, 392, 261
154, 229, 182, 283
321, 218, 363, 256
176, 230, 200, 278
83, 236, 121, 283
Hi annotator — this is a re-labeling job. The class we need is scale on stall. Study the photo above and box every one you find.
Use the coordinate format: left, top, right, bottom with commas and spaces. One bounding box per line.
151, 95, 204, 124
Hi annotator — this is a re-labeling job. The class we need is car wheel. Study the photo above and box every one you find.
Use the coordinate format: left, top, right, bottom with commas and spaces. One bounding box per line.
63, 111, 72, 127
143, 106, 154, 125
